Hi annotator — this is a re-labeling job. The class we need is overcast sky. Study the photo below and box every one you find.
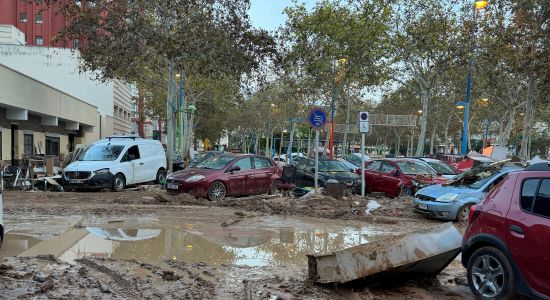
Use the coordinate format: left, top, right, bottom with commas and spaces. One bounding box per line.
249, 0, 315, 31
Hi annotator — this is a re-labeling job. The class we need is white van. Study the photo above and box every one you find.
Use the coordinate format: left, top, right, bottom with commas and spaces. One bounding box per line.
63, 136, 167, 191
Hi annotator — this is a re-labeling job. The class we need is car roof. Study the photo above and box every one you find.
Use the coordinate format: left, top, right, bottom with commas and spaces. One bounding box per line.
94, 137, 161, 146
372, 158, 419, 163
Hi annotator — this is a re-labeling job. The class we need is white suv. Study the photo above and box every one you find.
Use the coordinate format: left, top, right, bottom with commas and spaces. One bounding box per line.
63, 136, 167, 191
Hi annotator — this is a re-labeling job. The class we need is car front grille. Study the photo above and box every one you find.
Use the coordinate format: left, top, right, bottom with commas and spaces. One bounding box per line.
416, 194, 436, 202
65, 171, 91, 179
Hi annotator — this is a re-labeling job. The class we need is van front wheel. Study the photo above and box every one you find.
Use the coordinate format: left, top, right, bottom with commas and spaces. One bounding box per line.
112, 173, 126, 192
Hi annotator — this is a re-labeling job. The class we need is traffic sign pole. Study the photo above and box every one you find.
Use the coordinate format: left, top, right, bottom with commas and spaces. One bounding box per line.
308, 108, 328, 196
358, 112, 369, 198
361, 133, 365, 197
314, 130, 320, 195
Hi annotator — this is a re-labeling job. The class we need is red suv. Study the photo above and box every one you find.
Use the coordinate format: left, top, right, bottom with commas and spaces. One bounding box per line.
462, 163, 550, 300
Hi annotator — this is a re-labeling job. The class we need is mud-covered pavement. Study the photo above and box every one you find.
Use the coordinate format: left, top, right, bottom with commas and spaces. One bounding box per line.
1, 190, 472, 299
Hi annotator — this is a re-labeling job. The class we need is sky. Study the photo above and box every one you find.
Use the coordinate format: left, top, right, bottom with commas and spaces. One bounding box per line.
249, 0, 316, 31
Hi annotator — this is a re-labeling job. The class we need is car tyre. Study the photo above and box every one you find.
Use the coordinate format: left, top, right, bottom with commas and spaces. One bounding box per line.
156, 169, 167, 185
399, 185, 412, 197
112, 173, 126, 192
467, 246, 517, 300
208, 182, 226, 201
457, 204, 472, 223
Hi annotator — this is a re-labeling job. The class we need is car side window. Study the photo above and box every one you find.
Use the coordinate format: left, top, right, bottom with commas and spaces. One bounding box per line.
380, 162, 397, 174
366, 161, 381, 171
521, 179, 539, 211
533, 179, 550, 218
121, 145, 140, 162
254, 157, 271, 169
232, 157, 252, 171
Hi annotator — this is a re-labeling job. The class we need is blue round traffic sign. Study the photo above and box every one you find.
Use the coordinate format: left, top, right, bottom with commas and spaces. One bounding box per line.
308, 108, 328, 130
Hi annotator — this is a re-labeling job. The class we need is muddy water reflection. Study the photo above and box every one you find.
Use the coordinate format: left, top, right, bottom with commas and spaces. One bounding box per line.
55, 225, 384, 268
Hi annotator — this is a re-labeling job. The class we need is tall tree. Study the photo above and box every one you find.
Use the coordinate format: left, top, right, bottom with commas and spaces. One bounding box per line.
41, 0, 275, 169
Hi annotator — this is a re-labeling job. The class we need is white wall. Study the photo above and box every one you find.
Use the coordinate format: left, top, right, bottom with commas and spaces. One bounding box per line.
0, 44, 113, 116
0, 25, 25, 45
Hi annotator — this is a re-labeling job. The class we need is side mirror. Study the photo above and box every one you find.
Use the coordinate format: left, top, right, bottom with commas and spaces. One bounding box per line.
391, 169, 399, 176
229, 166, 241, 172
436, 172, 443, 176
310, 168, 316, 173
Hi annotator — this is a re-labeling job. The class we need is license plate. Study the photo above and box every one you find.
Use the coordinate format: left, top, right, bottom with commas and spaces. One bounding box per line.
167, 183, 179, 190
70, 179, 85, 184
417, 203, 428, 210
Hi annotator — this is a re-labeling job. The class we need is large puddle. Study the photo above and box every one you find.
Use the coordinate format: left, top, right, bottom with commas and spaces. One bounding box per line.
1, 215, 394, 269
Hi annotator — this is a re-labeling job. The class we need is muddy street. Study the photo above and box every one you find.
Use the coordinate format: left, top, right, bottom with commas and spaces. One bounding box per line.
1, 190, 472, 299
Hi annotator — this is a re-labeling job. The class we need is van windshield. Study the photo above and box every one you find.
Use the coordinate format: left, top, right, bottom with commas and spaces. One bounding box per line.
80, 145, 125, 161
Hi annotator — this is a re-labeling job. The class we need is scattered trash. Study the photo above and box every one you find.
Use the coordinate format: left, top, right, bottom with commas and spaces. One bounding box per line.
221, 218, 241, 228
365, 200, 381, 215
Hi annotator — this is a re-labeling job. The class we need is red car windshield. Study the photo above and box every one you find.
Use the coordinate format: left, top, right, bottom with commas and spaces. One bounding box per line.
396, 162, 436, 176
195, 156, 235, 170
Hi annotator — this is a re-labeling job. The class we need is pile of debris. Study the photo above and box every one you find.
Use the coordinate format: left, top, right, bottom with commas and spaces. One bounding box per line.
444, 160, 510, 187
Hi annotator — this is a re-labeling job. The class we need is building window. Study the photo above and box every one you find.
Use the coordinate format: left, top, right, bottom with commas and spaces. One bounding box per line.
46, 136, 60, 156
36, 13, 43, 24
35, 36, 43, 45
24, 134, 34, 156
19, 13, 27, 23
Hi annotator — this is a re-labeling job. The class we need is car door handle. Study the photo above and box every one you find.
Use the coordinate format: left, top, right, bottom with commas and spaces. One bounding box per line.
510, 225, 524, 236
139, 162, 144, 165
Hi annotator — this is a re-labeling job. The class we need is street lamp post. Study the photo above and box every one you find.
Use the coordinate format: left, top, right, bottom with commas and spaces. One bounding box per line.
460, 0, 488, 155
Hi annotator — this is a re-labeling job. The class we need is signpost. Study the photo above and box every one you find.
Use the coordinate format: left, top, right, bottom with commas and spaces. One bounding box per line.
308, 108, 328, 195
359, 112, 369, 197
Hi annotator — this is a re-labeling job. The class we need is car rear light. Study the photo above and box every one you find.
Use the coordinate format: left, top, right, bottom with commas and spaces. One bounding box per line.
468, 205, 481, 223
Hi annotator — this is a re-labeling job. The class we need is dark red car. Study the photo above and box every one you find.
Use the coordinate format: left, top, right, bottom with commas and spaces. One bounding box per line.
165, 154, 281, 201
462, 163, 550, 300
361, 159, 448, 197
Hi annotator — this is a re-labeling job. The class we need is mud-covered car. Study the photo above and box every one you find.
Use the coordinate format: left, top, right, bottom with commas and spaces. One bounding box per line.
166, 154, 281, 201
294, 158, 360, 191
361, 159, 448, 197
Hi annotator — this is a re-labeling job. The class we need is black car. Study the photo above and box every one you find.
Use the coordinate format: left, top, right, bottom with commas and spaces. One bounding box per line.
295, 158, 360, 190
187, 151, 223, 169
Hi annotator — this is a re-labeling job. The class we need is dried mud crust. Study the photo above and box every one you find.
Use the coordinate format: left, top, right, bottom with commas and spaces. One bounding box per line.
1, 256, 470, 300
0, 255, 216, 299
3, 190, 423, 223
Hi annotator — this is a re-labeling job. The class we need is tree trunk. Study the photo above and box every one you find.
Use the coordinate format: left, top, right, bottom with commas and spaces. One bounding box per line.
444, 116, 451, 154
286, 121, 296, 163
520, 73, 536, 160
430, 125, 436, 155
502, 110, 515, 147
138, 86, 145, 137
415, 88, 429, 156
165, 60, 175, 173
